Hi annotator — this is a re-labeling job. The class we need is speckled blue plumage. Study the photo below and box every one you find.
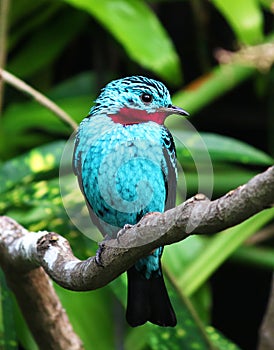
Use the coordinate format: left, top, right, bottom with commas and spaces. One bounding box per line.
73, 76, 187, 327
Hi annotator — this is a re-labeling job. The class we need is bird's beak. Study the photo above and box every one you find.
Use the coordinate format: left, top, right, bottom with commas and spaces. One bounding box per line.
158, 105, 190, 117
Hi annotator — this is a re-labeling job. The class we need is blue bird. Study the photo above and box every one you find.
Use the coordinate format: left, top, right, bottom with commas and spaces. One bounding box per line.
73, 76, 188, 327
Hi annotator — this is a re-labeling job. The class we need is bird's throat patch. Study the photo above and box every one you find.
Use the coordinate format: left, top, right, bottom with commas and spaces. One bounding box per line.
109, 107, 166, 125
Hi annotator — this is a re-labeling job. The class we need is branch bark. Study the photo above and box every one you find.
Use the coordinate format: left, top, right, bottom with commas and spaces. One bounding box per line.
0, 221, 83, 350
0, 165, 273, 347
0, 69, 78, 130
1, 165, 273, 289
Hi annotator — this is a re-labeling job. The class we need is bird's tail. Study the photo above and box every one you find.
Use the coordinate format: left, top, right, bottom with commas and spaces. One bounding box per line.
126, 266, 177, 327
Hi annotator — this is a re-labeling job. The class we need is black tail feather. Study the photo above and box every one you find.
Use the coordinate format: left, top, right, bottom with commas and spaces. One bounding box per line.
126, 266, 177, 327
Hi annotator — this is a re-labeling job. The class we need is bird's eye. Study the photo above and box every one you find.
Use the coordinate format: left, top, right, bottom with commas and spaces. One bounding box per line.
141, 93, 153, 103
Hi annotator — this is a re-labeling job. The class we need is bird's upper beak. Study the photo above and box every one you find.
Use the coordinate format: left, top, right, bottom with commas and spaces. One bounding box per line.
158, 105, 190, 117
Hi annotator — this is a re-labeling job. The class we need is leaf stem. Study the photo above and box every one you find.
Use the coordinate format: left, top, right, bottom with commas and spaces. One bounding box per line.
0, 69, 78, 131
0, 0, 10, 115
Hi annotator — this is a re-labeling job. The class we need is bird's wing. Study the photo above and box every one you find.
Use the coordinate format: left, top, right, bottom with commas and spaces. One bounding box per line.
161, 127, 177, 210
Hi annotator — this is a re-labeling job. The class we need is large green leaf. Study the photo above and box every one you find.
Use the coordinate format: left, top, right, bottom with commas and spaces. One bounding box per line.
8, 0, 48, 27
206, 327, 241, 350
179, 208, 274, 296
8, 8, 87, 78
232, 245, 274, 270
259, 0, 274, 10
55, 284, 115, 350
211, 0, 263, 45
8, 1, 62, 51
0, 270, 17, 350
0, 95, 88, 159
178, 165, 256, 197
163, 239, 212, 324
12, 298, 38, 350
169, 65, 255, 117
63, 0, 182, 85
169, 32, 274, 117
0, 141, 66, 194
175, 131, 273, 165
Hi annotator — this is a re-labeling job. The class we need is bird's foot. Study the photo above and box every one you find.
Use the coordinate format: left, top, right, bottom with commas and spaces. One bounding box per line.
117, 224, 133, 243
95, 242, 105, 267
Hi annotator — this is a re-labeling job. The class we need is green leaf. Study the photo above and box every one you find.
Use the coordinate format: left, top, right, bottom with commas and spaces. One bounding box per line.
206, 327, 241, 350
8, 1, 62, 51
232, 245, 274, 270
179, 208, 274, 296
0, 270, 18, 350
54, 284, 115, 350
211, 0, 264, 45
259, 0, 274, 10
170, 64, 256, 118
0, 94, 88, 159
163, 239, 212, 324
169, 65, 255, 117
0, 141, 66, 194
48, 71, 96, 100
8, 9, 87, 78
175, 131, 273, 165
12, 298, 38, 350
177, 163, 257, 199
63, 0, 182, 85
169, 32, 274, 117
8, 0, 48, 27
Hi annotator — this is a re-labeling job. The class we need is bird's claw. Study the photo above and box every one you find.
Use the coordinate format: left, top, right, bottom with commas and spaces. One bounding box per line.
117, 224, 133, 243
95, 242, 105, 267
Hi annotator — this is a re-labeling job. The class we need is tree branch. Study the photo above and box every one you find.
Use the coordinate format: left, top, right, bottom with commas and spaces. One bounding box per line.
0, 224, 83, 350
215, 42, 274, 72
0, 0, 10, 114
0, 165, 273, 348
0, 69, 78, 130
0, 165, 273, 292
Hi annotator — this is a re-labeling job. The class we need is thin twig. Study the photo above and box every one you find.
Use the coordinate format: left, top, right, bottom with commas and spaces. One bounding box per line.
215, 43, 274, 72
0, 0, 10, 114
0, 69, 78, 130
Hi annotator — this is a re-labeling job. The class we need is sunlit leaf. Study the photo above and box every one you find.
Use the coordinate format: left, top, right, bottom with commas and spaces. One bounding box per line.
63, 0, 182, 85
0, 141, 66, 194
206, 327, 241, 350
211, 0, 263, 45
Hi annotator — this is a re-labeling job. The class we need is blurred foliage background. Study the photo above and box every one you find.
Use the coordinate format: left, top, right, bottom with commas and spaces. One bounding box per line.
0, 0, 274, 349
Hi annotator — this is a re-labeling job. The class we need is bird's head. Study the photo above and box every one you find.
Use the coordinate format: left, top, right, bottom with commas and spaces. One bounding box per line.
90, 76, 189, 125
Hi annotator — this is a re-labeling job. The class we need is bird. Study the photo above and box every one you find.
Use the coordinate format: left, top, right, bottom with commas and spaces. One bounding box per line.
73, 75, 189, 327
